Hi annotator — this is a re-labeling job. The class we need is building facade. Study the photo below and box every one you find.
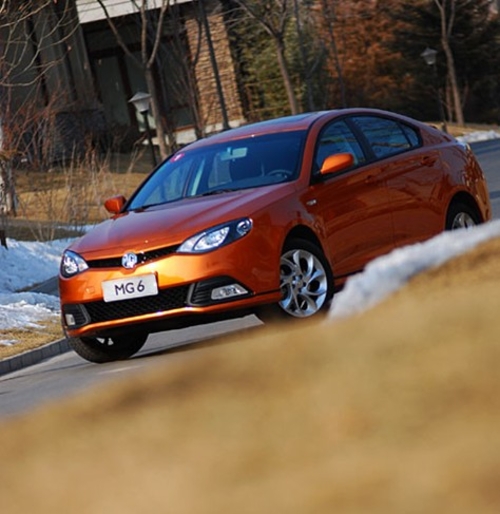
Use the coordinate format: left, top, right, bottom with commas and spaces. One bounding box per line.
76, 0, 245, 147
1, 0, 245, 160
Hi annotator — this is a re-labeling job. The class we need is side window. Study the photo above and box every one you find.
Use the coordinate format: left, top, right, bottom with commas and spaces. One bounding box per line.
314, 120, 365, 171
351, 116, 419, 159
401, 124, 420, 147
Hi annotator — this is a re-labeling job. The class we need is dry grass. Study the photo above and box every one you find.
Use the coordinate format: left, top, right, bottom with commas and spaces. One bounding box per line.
1, 148, 152, 244
0, 317, 63, 360
432, 121, 500, 137
0, 236, 500, 513
14, 165, 146, 226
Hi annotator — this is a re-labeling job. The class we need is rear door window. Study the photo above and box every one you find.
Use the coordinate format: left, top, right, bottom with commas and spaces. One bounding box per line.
351, 116, 420, 159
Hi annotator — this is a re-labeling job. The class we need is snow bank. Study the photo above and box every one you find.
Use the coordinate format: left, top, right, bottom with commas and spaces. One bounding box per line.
329, 220, 500, 319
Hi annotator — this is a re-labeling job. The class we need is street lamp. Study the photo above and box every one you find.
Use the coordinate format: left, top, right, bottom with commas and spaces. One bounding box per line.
129, 91, 158, 166
421, 46, 437, 67
421, 47, 447, 133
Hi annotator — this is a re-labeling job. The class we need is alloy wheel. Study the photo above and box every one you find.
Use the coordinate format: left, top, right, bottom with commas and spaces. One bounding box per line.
279, 247, 328, 317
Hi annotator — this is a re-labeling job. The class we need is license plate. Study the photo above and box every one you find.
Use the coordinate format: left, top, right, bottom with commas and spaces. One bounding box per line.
102, 274, 158, 303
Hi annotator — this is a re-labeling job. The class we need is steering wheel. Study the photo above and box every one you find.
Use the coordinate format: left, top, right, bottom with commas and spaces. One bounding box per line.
268, 169, 293, 179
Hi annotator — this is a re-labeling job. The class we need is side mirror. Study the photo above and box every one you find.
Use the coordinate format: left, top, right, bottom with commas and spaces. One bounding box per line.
104, 195, 127, 214
320, 152, 354, 176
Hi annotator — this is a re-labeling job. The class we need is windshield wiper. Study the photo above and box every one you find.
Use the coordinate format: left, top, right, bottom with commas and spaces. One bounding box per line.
135, 189, 238, 209
195, 188, 238, 197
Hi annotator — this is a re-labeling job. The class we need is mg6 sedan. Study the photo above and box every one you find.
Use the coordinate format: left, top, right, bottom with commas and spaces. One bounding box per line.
59, 108, 491, 363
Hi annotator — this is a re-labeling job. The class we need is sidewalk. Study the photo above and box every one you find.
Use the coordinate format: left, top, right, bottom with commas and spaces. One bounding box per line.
0, 276, 71, 377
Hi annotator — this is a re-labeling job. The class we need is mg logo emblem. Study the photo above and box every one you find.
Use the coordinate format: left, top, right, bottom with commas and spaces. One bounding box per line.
122, 252, 138, 269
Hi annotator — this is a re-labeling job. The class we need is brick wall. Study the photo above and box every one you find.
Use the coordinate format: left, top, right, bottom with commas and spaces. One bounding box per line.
185, 1, 245, 132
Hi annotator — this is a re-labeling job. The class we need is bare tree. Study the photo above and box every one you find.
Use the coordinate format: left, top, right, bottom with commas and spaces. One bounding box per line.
166, 4, 205, 139
433, 0, 464, 125
292, 0, 314, 111
233, 0, 299, 114
198, 0, 230, 129
95, 0, 173, 159
0, 0, 82, 215
319, 0, 346, 108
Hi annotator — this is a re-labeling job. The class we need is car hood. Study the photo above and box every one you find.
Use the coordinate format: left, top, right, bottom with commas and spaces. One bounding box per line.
70, 184, 295, 258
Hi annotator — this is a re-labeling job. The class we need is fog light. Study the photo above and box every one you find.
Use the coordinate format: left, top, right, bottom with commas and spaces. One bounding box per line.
211, 284, 248, 300
65, 313, 76, 326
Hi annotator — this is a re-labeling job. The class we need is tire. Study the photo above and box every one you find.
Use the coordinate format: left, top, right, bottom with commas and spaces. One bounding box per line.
68, 332, 149, 363
257, 238, 334, 323
445, 201, 481, 230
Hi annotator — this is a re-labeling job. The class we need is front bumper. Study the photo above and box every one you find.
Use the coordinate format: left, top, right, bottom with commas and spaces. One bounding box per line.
62, 281, 280, 338
60, 235, 283, 337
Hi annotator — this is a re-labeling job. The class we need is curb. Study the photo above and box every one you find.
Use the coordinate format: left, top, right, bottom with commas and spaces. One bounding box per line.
0, 338, 71, 377
30, 276, 59, 296
0, 275, 69, 377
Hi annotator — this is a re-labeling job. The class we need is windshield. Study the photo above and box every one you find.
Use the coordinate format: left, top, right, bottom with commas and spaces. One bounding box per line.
126, 130, 305, 211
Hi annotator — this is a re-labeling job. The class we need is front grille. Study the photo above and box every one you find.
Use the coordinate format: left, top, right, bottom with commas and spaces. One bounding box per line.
82, 285, 190, 324
87, 244, 179, 269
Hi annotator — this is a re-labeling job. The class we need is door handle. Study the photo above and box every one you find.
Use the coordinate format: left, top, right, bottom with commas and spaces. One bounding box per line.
421, 155, 437, 167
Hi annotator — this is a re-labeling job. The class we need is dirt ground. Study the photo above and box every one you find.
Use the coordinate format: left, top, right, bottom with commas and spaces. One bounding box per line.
1, 236, 500, 514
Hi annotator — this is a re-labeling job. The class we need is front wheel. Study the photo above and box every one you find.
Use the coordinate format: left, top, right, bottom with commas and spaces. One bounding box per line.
446, 202, 481, 230
68, 332, 149, 363
257, 238, 334, 323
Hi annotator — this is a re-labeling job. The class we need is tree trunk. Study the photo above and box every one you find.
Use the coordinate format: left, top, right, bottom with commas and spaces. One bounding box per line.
293, 0, 314, 111
145, 68, 171, 160
274, 37, 299, 115
441, 37, 464, 125
321, 0, 347, 108
435, 0, 464, 125
0, 159, 16, 216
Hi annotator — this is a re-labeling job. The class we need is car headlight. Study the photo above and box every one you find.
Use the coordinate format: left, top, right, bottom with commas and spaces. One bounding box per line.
178, 218, 253, 253
60, 250, 89, 278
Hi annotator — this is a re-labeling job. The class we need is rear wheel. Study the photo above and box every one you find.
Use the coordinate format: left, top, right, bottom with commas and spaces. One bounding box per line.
446, 201, 481, 230
68, 333, 148, 363
257, 238, 334, 323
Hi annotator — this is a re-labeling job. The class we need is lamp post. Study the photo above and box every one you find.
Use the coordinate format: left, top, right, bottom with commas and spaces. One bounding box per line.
129, 91, 158, 166
421, 47, 447, 133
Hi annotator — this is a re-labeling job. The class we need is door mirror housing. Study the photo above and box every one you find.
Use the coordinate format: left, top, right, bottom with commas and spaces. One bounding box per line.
104, 195, 127, 214
320, 153, 355, 176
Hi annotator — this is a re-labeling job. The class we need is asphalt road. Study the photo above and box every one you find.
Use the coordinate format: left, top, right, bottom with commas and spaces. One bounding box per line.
469, 139, 500, 218
0, 138, 498, 419
0, 316, 262, 418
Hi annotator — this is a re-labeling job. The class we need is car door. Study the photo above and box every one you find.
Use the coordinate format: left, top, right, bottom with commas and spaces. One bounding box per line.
301, 118, 395, 281
350, 115, 443, 248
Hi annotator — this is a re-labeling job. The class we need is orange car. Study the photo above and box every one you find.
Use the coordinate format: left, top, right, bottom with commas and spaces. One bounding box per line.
59, 108, 491, 362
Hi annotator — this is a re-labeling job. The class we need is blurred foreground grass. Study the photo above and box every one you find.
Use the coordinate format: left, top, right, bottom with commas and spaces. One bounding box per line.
1, 235, 500, 513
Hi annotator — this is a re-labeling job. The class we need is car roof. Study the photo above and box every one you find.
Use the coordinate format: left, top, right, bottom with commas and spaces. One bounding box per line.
185, 111, 335, 150
182, 108, 428, 151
